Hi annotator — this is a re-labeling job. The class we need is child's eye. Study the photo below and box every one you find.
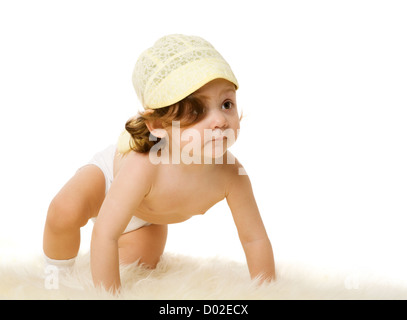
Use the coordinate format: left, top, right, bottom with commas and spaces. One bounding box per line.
221, 101, 233, 110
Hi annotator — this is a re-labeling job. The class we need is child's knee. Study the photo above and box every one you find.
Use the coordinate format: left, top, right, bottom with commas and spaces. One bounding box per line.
118, 224, 167, 267
46, 196, 89, 231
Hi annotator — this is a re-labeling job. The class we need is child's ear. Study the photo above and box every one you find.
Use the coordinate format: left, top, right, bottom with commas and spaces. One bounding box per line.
145, 119, 167, 139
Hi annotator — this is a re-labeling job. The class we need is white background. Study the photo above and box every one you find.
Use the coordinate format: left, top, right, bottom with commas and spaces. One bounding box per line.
1, 0, 406, 284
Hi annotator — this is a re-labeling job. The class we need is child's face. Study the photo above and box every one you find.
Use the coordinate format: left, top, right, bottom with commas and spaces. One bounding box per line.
167, 78, 240, 162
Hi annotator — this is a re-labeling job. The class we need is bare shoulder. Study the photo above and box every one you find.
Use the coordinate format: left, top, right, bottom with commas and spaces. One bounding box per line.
222, 151, 246, 174
113, 151, 158, 192
115, 150, 156, 176
221, 151, 251, 196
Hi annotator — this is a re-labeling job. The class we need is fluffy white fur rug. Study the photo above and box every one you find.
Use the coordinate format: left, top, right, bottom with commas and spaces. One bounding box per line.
1, 252, 406, 300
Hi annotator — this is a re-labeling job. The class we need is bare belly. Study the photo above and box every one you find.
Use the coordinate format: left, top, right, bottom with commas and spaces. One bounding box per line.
133, 210, 194, 224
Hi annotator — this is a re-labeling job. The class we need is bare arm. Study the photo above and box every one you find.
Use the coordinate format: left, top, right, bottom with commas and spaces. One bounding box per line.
226, 166, 275, 282
90, 152, 153, 292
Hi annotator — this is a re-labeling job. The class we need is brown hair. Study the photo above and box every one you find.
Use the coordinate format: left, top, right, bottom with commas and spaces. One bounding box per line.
125, 95, 206, 153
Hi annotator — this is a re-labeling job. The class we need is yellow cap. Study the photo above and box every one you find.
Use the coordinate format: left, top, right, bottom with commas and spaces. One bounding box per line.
117, 129, 134, 154
132, 34, 239, 109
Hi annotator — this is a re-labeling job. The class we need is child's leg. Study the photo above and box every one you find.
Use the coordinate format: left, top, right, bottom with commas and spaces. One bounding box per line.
118, 224, 168, 268
43, 165, 106, 261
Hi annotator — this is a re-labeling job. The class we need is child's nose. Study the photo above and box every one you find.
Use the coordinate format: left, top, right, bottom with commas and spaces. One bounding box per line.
208, 110, 228, 129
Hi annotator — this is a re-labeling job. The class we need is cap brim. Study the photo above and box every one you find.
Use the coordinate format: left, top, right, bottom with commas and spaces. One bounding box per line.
144, 58, 238, 109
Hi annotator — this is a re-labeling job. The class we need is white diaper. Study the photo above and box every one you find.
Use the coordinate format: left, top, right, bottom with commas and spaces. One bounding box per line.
87, 144, 151, 234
